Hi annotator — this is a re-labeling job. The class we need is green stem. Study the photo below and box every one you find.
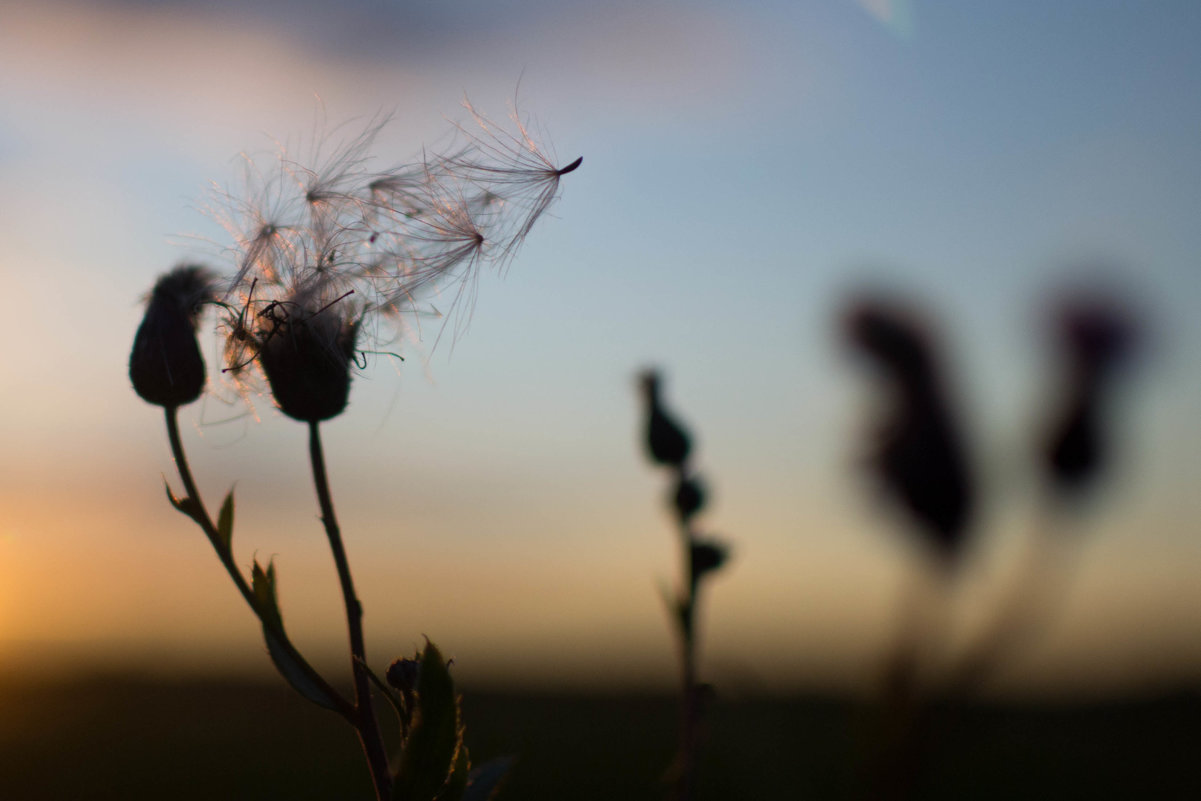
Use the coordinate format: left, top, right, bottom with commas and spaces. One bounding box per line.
308, 421, 392, 801
163, 406, 354, 723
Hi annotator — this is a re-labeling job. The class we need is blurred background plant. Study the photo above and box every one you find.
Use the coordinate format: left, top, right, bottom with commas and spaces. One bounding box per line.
839, 279, 1147, 800
637, 369, 731, 801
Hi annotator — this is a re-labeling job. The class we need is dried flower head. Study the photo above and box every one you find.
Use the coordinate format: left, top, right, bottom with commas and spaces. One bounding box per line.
130, 265, 218, 408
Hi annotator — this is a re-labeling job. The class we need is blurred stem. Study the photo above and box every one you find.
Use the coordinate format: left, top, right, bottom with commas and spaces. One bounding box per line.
869, 561, 952, 801
308, 421, 391, 801
946, 511, 1073, 696
163, 406, 354, 723
672, 469, 699, 801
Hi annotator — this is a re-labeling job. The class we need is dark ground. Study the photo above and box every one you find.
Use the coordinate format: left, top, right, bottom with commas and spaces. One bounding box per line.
0, 674, 1197, 799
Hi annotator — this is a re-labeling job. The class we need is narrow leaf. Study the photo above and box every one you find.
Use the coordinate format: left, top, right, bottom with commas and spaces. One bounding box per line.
216, 489, 235, 552
264, 625, 342, 713
393, 641, 462, 801
462, 757, 514, 801
251, 559, 341, 712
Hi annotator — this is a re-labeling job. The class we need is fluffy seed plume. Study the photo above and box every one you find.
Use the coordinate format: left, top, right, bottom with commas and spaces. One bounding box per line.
204, 99, 579, 412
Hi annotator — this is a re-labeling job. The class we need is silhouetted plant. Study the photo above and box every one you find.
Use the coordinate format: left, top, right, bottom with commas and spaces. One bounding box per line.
131, 104, 579, 801
637, 369, 730, 801
1039, 288, 1142, 500
840, 282, 1146, 800
841, 294, 976, 800
949, 284, 1145, 693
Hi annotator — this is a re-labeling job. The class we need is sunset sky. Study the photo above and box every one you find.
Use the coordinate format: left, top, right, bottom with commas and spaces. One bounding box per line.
1, 0, 1199, 697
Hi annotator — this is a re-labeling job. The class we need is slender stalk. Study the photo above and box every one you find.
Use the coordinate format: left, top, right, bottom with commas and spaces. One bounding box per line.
946, 512, 1072, 695
163, 406, 354, 722
673, 513, 699, 801
308, 421, 392, 801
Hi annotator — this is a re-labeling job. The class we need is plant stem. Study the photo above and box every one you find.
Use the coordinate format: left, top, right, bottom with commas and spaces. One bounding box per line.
163, 406, 353, 722
308, 421, 392, 801
672, 470, 699, 801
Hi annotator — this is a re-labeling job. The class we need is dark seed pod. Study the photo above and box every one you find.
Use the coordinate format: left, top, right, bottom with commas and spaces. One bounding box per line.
130, 265, 217, 408
690, 537, 730, 585
258, 309, 359, 423
673, 474, 706, 522
639, 370, 692, 468
385, 657, 421, 697
1040, 291, 1141, 496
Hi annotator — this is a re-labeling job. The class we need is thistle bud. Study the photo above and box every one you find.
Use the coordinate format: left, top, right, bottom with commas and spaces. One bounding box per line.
257, 307, 360, 423
673, 474, 706, 522
385, 656, 421, 697
129, 265, 217, 408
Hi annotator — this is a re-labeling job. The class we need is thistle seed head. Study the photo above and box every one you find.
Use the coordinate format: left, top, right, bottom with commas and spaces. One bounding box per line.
256, 298, 361, 423
129, 265, 217, 408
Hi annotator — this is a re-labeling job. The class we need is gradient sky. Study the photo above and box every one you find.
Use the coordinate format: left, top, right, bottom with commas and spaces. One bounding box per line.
1, 0, 1199, 696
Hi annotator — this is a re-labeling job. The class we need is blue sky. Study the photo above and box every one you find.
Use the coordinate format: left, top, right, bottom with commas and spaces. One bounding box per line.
1, 0, 1199, 695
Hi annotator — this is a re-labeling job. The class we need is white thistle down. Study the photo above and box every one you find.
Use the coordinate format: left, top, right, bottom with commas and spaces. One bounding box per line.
209, 101, 580, 383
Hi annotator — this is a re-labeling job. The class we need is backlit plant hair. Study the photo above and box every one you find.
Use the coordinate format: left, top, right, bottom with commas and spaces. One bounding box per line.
132, 100, 580, 800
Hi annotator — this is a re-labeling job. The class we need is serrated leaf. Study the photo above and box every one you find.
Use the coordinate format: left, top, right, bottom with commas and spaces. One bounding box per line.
163, 478, 200, 522
251, 559, 341, 713
437, 747, 470, 801
216, 489, 235, 553
392, 641, 463, 801
462, 757, 513, 801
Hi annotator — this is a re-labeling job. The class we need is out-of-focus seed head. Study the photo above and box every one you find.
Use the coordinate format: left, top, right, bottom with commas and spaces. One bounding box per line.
842, 297, 936, 391
130, 265, 218, 408
256, 301, 360, 423
385, 656, 421, 697
1040, 289, 1144, 498
1054, 293, 1140, 382
842, 294, 975, 560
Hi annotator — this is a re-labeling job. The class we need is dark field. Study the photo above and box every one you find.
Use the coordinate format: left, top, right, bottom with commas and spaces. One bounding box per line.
1, 675, 1197, 800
